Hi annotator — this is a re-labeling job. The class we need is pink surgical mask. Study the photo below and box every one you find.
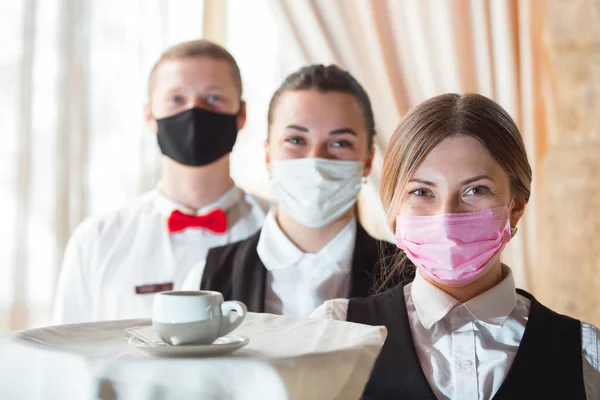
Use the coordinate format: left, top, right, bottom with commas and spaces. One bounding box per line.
395, 206, 512, 287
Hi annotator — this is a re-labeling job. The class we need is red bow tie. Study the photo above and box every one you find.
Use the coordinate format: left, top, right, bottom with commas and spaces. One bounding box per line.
167, 209, 227, 234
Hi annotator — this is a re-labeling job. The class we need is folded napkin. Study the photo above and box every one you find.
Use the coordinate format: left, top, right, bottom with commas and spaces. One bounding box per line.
125, 313, 387, 358
124, 325, 167, 346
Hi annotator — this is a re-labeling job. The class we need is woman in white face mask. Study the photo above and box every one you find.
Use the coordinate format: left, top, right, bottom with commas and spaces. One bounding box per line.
312, 93, 600, 400
182, 64, 405, 317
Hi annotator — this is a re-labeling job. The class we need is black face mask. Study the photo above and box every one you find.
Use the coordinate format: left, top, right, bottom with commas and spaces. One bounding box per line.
156, 107, 239, 167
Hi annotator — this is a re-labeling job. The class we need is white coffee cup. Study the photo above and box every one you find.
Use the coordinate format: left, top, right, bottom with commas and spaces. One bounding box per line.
152, 290, 247, 346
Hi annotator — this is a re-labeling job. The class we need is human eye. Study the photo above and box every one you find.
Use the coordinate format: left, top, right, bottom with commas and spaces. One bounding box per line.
331, 140, 354, 148
166, 93, 187, 106
408, 188, 433, 197
285, 137, 305, 145
207, 94, 222, 104
465, 185, 491, 196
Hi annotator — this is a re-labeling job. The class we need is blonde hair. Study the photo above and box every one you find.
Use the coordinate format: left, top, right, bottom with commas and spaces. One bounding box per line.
377, 93, 532, 290
148, 39, 242, 99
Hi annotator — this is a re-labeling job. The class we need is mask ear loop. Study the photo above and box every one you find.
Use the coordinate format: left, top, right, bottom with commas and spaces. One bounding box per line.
508, 197, 518, 238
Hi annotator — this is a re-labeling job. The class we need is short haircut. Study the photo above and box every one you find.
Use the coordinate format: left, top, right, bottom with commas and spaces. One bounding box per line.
147, 39, 242, 99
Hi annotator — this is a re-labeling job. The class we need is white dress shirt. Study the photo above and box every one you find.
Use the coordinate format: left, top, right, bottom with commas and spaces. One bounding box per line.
182, 209, 357, 317
53, 185, 268, 324
311, 268, 600, 400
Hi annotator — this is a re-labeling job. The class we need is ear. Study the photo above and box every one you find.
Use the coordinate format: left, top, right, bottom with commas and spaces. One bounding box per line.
363, 147, 375, 178
144, 103, 158, 134
236, 100, 247, 131
264, 139, 271, 177
509, 196, 527, 228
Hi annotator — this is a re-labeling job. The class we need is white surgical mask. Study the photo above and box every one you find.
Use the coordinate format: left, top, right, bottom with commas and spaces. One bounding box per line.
270, 158, 364, 228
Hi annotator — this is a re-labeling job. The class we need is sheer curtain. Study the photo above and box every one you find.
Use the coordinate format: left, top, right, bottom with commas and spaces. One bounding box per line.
228, 0, 283, 201
0, 0, 209, 331
1, 0, 283, 332
268, 0, 548, 289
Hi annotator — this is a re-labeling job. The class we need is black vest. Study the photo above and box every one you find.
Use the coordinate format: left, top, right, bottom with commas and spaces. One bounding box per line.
347, 284, 586, 400
201, 223, 406, 312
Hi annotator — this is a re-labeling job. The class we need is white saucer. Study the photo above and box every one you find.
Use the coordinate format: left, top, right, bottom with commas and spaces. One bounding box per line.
129, 334, 249, 358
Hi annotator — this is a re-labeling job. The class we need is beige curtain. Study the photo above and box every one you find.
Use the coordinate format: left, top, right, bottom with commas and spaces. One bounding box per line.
534, 0, 600, 326
269, 0, 548, 289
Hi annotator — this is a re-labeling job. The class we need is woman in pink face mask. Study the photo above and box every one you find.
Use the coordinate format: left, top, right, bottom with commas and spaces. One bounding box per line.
312, 93, 600, 400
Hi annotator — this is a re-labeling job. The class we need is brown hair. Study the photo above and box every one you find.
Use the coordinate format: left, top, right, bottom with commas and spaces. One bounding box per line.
267, 64, 376, 149
377, 93, 532, 290
148, 39, 242, 99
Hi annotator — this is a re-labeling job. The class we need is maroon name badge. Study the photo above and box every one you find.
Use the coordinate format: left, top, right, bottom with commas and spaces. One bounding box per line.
135, 282, 174, 295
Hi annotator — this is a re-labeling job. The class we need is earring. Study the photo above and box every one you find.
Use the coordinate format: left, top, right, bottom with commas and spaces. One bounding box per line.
362, 176, 367, 184
510, 227, 518, 238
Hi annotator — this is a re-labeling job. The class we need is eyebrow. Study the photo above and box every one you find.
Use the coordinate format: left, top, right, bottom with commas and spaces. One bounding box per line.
461, 174, 494, 185
284, 125, 358, 136
285, 124, 309, 132
408, 174, 494, 187
408, 178, 436, 186
329, 128, 357, 136
164, 87, 185, 94
164, 85, 224, 94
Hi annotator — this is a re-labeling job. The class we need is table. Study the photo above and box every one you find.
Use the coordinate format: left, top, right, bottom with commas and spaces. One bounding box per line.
0, 313, 386, 400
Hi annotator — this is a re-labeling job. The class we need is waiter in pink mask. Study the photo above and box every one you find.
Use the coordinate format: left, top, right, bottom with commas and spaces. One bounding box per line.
53, 40, 268, 324
313, 93, 600, 399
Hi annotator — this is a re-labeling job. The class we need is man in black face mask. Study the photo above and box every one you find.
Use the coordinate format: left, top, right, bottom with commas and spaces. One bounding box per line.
53, 40, 268, 324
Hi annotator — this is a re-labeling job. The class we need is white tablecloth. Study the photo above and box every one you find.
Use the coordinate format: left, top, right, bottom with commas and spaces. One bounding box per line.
0, 313, 386, 400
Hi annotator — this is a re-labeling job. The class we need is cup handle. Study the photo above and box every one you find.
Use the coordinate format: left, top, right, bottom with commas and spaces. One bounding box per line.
219, 301, 247, 336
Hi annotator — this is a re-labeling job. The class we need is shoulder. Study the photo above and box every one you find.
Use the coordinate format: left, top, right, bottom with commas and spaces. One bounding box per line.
202, 228, 264, 288
227, 190, 270, 233
518, 291, 600, 394
204, 229, 263, 280
209, 229, 262, 258
242, 191, 273, 215
67, 192, 157, 248
310, 283, 407, 322
310, 299, 350, 321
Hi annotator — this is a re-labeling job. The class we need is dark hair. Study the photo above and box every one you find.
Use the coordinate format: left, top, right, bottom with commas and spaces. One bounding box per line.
267, 64, 376, 149
377, 93, 532, 291
148, 39, 242, 99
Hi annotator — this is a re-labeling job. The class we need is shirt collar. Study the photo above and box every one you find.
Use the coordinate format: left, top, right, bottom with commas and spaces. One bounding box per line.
256, 209, 356, 273
411, 265, 518, 329
153, 184, 243, 217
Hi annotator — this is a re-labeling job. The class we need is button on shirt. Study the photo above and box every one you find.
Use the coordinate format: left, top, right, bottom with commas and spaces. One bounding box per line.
311, 268, 600, 400
53, 185, 268, 324
181, 209, 357, 317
